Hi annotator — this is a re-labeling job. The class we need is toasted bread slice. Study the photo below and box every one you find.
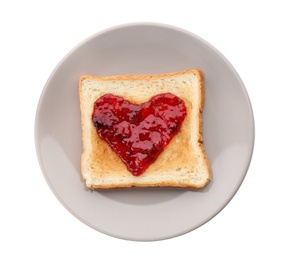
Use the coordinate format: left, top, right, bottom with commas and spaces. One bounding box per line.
79, 69, 211, 189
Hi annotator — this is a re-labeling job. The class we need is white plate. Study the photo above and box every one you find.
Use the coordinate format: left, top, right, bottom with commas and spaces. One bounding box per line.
35, 23, 254, 241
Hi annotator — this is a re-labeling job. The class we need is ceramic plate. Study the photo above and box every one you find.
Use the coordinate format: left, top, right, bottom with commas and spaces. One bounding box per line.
35, 23, 254, 241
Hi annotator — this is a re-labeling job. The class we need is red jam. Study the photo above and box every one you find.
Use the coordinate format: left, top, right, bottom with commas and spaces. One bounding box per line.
92, 93, 187, 176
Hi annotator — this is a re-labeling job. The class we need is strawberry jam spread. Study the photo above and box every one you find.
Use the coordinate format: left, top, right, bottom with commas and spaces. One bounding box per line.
92, 93, 187, 176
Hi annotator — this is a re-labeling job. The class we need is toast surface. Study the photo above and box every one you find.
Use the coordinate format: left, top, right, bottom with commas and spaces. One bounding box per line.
79, 69, 211, 189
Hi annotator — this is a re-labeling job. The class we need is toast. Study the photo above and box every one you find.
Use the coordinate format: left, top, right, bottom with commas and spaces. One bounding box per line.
79, 69, 211, 189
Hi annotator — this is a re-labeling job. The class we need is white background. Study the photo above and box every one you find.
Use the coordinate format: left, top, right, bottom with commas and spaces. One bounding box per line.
1, 0, 288, 259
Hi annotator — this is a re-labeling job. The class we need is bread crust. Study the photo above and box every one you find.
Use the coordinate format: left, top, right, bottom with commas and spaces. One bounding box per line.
79, 69, 211, 189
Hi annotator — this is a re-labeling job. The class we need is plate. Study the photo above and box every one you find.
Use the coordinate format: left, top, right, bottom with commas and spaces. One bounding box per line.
35, 23, 254, 241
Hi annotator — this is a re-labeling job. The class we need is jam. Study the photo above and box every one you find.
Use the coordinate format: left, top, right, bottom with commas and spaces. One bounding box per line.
92, 93, 187, 176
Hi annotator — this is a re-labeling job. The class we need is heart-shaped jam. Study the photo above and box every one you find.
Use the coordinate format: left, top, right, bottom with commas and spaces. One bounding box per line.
92, 93, 187, 176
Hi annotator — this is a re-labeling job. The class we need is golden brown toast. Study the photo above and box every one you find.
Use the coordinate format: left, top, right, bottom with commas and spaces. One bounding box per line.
79, 69, 211, 189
